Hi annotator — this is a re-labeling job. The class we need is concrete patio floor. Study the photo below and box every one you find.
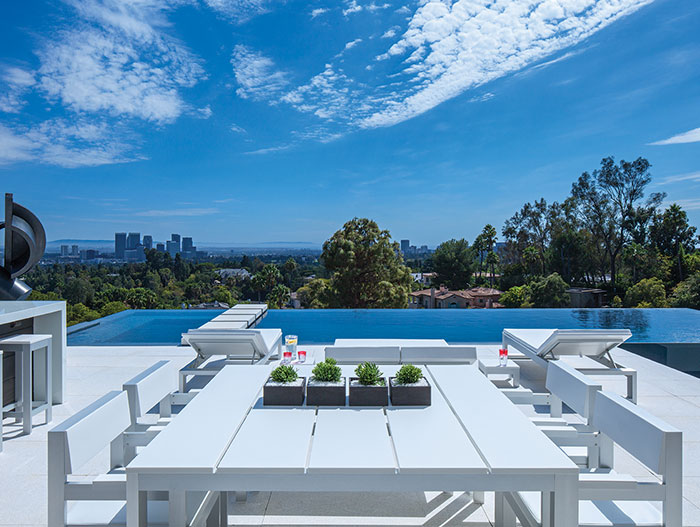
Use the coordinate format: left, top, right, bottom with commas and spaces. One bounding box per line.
1, 343, 699, 526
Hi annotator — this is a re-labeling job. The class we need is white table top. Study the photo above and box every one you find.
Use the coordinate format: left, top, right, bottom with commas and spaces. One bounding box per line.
129, 364, 575, 478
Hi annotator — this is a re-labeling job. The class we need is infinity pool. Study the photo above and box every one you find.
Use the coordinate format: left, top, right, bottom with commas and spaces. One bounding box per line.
67, 308, 700, 346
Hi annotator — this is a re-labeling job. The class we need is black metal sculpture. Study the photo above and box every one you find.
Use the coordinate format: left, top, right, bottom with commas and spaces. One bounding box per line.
0, 193, 46, 300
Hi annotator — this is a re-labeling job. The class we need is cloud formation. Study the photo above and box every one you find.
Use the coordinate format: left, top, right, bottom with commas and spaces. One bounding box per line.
0, 67, 35, 113
231, 45, 289, 101
649, 127, 700, 146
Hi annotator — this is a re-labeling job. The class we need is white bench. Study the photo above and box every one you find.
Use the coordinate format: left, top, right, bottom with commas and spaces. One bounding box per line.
47, 390, 222, 527
0, 334, 52, 435
499, 390, 683, 527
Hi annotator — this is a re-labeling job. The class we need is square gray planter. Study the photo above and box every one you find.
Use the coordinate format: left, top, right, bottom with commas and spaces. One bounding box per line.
307, 377, 346, 406
349, 378, 388, 406
263, 377, 306, 406
389, 377, 431, 406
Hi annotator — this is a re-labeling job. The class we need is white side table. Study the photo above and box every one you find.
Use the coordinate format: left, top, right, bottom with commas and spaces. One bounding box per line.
478, 358, 520, 387
0, 334, 52, 435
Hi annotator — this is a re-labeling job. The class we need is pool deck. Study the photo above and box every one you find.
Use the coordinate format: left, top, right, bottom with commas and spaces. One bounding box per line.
2, 344, 700, 525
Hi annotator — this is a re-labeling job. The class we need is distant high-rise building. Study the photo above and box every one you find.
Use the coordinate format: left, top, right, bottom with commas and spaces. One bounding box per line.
71, 245, 79, 256
166, 240, 179, 257
156, 242, 165, 252
400, 239, 410, 254
171, 234, 181, 252
115, 233, 126, 259
142, 235, 153, 250
127, 232, 141, 250
60, 245, 69, 256
124, 247, 145, 262
182, 237, 193, 252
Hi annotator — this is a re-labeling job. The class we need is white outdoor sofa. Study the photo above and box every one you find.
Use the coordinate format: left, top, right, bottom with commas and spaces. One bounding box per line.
179, 328, 282, 391
502, 328, 638, 402
324, 339, 477, 364
497, 389, 682, 527
47, 390, 223, 527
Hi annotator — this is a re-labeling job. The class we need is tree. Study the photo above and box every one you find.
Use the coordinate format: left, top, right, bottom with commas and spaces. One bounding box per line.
267, 284, 291, 308
669, 272, 700, 309
500, 285, 530, 308
624, 278, 667, 308
571, 157, 663, 293
529, 273, 569, 308
63, 277, 94, 305
296, 278, 332, 308
126, 287, 159, 309
100, 301, 128, 317
252, 264, 282, 300
432, 238, 473, 289
322, 217, 412, 308
650, 204, 697, 281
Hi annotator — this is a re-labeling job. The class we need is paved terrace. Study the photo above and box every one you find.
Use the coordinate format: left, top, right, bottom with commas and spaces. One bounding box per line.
1, 344, 700, 526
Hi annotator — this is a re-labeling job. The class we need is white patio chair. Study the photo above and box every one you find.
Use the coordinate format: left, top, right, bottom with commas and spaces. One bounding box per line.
400, 345, 477, 364
497, 390, 682, 527
48, 391, 222, 527
502, 329, 638, 402
180, 328, 282, 391
323, 345, 401, 364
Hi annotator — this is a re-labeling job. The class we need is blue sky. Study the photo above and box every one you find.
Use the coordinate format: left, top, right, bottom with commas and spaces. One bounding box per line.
1, 0, 700, 246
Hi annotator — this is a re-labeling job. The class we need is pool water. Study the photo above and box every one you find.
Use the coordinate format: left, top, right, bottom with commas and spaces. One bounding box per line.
67, 308, 700, 346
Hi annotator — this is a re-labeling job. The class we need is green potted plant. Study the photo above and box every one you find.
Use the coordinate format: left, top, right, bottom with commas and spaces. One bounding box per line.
390, 364, 431, 406
264, 364, 305, 406
349, 362, 388, 406
307, 357, 346, 406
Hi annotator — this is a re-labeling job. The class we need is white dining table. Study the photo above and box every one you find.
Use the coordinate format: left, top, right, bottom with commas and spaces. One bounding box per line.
126, 363, 578, 527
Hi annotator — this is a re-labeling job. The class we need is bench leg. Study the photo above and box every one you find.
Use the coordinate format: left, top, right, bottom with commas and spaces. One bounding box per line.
45, 343, 52, 425
220, 491, 229, 526
495, 492, 516, 527
169, 489, 187, 527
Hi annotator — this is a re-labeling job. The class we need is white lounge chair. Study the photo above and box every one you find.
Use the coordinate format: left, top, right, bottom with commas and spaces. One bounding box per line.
47, 391, 222, 527
324, 345, 401, 364
498, 390, 682, 527
502, 328, 637, 402
198, 320, 248, 330
401, 345, 477, 364
180, 328, 282, 390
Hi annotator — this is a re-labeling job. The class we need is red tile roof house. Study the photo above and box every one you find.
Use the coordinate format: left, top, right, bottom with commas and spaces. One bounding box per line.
409, 286, 503, 308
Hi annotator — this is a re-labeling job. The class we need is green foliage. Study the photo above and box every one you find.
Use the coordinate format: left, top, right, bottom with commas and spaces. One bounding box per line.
28, 290, 62, 301
270, 364, 299, 383
670, 272, 700, 309
500, 285, 530, 308
395, 364, 423, 384
312, 357, 342, 383
126, 287, 159, 309
624, 278, 667, 308
529, 273, 570, 307
267, 284, 291, 308
67, 303, 100, 326
252, 264, 282, 300
322, 217, 412, 308
296, 278, 332, 308
355, 362, 385, 386
432, 238, 473, 289
611, 295, 623, 308
100, 301, 128, 317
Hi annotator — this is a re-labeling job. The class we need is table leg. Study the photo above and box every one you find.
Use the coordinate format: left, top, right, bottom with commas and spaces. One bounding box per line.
22, 347, 32, 435
45, 343, 52, 424
126, 473, 147, 527
169, 489, 187, 527
220, 491, 228, 527
494, 492, 515, 527
553, 474, 577, 527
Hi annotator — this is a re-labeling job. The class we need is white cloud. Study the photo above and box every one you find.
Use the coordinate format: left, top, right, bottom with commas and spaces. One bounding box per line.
281, 65, 360, 121
231, 45, 289, 101
381, 27, 399, 39
230, 123, 247, 133
0, 119, 140, 168
342, 0, 390, 16
649, 127, 700, 146
36, 0, 206, 124
342, 0, 363, 16
362, 0, 654, 127
311, 7, 329, 18
666, 198, 700, 211
0, 125, 35, 164
244, 144, 292, 155
135, 207, 219, 217
0, 67, 36, 113
344, 38, 363, 51
201, 0, 273, 22
658, 171, 700, 185
196, 105, 213, 118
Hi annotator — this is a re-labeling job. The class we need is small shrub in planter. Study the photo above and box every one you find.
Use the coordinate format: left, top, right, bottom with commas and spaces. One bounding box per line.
390, 364, 431, 406
349, 362, 388, 406
307, 357, 346, 406
264, 365, 305, 406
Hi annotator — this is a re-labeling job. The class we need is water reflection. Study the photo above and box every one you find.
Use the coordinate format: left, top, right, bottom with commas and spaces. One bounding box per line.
572, 309, 650, 340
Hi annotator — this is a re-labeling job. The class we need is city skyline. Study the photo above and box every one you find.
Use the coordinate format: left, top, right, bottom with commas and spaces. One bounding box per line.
1, 1, 699, 245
